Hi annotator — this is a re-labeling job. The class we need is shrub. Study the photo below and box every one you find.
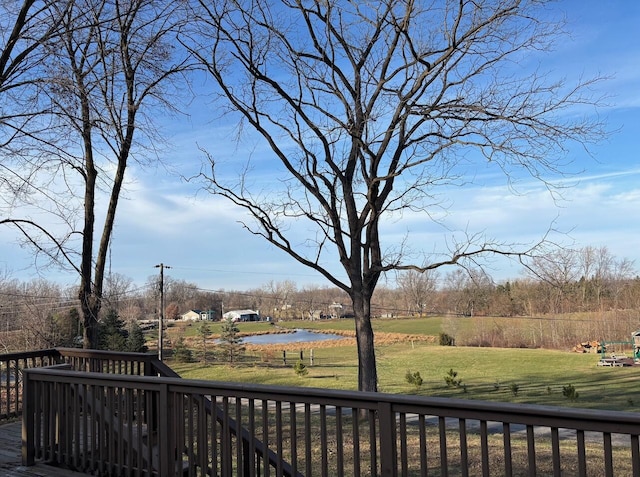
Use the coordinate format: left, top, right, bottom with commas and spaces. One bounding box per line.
293, 360, 308, 377
439, 333, 455, 346
405, 370, 423, 388
509, 383, 519, 397
444, 368, 461, 387
562, 384, 579, 402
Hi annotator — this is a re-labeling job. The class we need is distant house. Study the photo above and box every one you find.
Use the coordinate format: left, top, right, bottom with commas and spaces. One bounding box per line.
200, 310, 217, 321
308, 310, 323, 320
328, 302, 343, 319
180, 309, 217, 321
180, 310, 200, 321
223, 309, 260, 322
327, 302, 354, 319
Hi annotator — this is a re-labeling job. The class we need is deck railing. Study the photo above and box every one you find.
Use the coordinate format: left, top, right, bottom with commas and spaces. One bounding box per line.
2, 348, 298, 476
0, 348, 62, 420
21, 363, 640, 477
0, 347, 163, 422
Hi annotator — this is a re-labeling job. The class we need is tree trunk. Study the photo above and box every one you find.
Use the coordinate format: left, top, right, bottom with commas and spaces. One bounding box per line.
80, 294, 100, 349
79, 96, 98, 349
351, 292, 378, 393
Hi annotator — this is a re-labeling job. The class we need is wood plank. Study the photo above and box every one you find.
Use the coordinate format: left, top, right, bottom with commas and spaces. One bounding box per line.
0, 421, 90, 476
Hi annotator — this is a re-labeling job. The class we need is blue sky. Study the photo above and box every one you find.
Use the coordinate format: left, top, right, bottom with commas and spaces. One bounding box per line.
1, 0, 639, 291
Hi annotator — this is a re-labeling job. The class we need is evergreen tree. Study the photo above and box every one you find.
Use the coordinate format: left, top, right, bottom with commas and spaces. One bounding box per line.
196, 321, 212, 364
98, 309, 127, 351
219, 317, 244, 364
126, 321, 147, 353
172, 336, 194, 363
53, 308, 81, 347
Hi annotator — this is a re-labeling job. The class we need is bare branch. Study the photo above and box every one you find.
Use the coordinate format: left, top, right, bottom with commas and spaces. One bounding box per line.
0, 0, 192, 347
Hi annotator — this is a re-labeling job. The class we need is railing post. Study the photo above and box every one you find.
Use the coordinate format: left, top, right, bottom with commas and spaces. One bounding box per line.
21, 369, 35, 466
159, 382, 171, 476
378, 401, 397, 477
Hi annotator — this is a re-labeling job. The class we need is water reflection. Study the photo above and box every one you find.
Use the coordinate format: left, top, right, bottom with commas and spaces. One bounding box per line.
242, 329, 345, 345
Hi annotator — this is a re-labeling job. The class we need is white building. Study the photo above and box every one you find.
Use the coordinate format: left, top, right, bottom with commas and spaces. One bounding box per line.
223, 309, 260, 322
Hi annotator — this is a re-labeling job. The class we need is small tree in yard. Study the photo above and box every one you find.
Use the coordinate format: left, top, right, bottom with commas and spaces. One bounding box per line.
562, 384, 579, 402
294, 360, 309, 377
196, 321, 212, 364
172, 336, 194, 363
219, 317, 244, 364
439, 333, 455, 346
444, 369, 462, 388
405, 370, 424, 389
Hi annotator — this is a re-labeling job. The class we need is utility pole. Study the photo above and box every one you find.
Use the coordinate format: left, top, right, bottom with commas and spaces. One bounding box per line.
154, 263, 171, 360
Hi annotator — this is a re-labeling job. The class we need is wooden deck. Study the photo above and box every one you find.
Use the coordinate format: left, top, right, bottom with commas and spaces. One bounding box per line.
0, 421, 89, 477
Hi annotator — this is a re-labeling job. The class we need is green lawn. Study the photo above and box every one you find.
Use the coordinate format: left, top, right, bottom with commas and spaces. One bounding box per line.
166, 315, 448, 337
275, 316, 447, 335
169, 338, 640, 412
164, 316, 640, 412
167, 320, 276, 337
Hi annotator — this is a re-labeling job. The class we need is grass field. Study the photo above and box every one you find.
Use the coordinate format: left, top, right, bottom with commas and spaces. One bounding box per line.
168, 315, 450, 337
274, 316, 448, 335
164, 316, 640, 413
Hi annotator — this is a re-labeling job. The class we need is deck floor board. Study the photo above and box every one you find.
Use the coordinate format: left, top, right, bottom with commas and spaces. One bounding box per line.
0, 421, 90, 476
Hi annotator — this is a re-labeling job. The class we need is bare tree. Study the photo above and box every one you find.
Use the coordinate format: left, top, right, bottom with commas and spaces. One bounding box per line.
263, 280, 297, 319
0, 1, 63, 118
6, 278, 75, 350
165, 278, 201, 310
0, 0, 190, 347
397, 270, 438, 316
526, 247, 580, 313
103, 272, 134, 311
443, 267, 493, 316
577, 246, 636, 309
609, 257, 636, 309
0, 1, 72, 199
577, 245, 599, 309
371, 284, 403, 318
188, 0, 605, 391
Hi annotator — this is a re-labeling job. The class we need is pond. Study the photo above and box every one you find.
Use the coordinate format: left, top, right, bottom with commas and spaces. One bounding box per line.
241, 329, 346, 345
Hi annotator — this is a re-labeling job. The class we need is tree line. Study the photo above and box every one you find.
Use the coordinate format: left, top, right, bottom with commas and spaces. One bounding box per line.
0, 275, 147, 353
1, 243, 636, 352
